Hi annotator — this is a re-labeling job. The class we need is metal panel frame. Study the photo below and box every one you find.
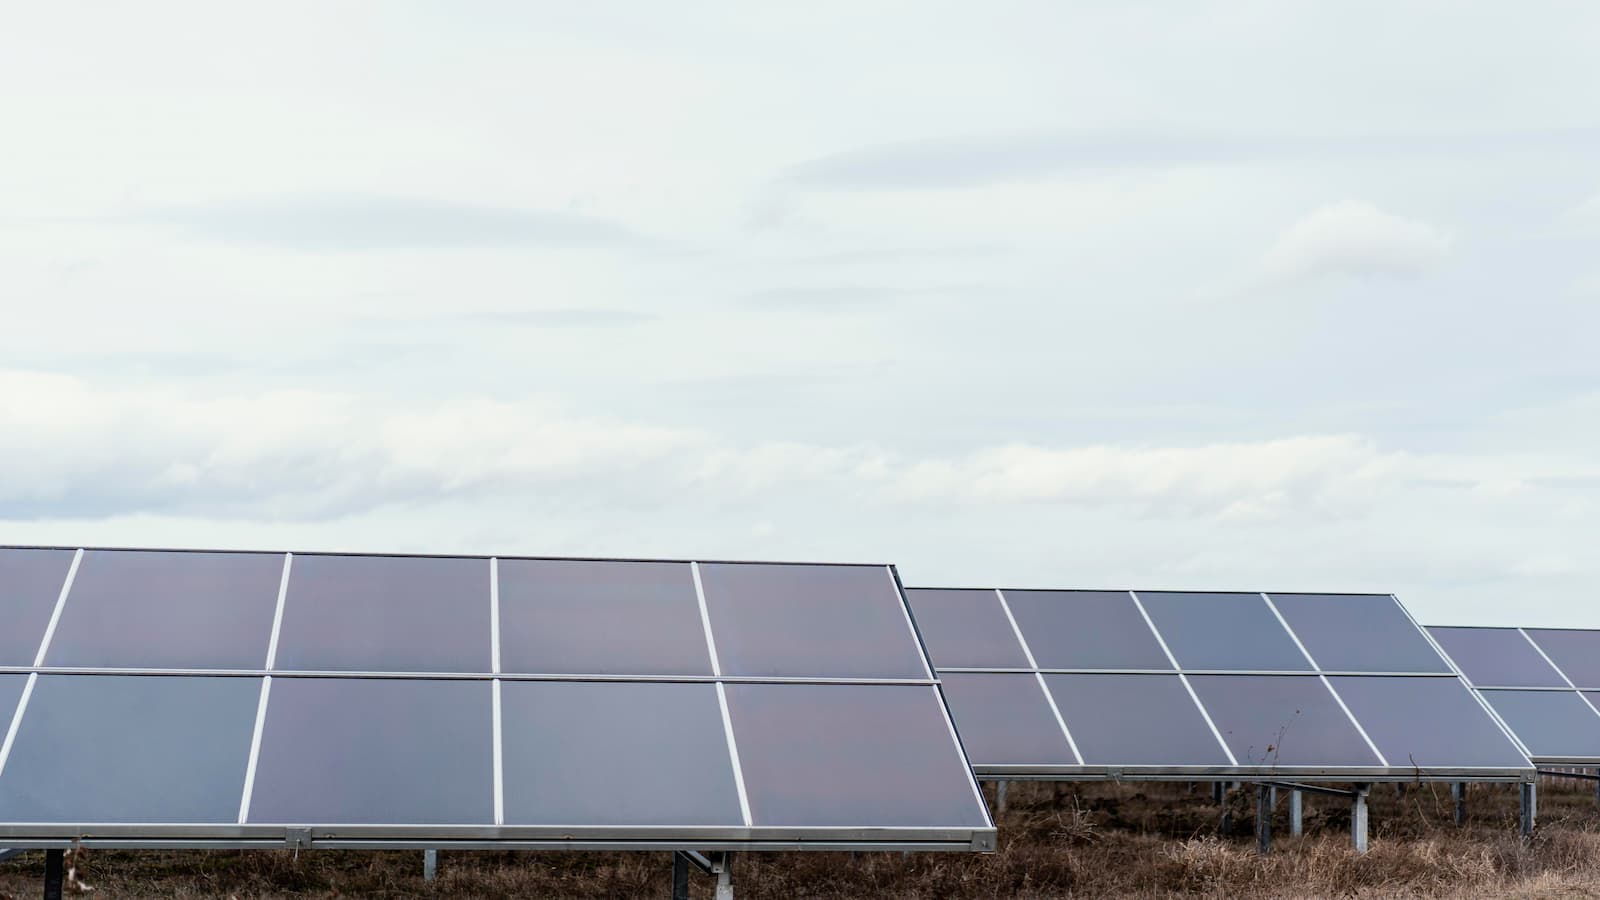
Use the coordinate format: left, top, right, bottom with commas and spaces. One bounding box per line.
0, 547, 997, 853
910, 586, 1537, 784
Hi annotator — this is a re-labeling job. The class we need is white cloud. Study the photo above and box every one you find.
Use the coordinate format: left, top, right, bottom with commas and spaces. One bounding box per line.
1257, 201, 1452, 284
887, 435, 1400, 519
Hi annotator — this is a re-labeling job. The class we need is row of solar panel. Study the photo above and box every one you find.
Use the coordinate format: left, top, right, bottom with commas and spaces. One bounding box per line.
1429, 627, 1600, 764
0, 674, 987, 829
0, 549, 928, 678
907, 588, 1449, 673
903, 590, 1531, 774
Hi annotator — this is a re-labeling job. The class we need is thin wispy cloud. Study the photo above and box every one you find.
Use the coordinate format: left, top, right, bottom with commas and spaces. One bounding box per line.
785, 128, 1600, 191
140, 194, 650, 251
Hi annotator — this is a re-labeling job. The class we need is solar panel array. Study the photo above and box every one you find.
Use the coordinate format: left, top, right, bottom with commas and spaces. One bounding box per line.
1427, 626, 1600, 765
907, 589, 1533, 781
0, 547, 995, 851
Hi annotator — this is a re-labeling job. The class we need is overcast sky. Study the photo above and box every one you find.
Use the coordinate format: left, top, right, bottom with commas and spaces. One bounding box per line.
4, 2, 1599, 627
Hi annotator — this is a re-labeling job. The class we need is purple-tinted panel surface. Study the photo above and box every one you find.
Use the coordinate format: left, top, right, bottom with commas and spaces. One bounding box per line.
1478, 690, 1600, 761
500, 680, 743, 825
725, 683, 989, 828
904, 589, 1028, 669
1044, 674, 1231, 766
274, 555, 491, 673
0, 548, 73, 666
1006, 590, 1171, 670
1426, 627, 1566, 688
1137, 592, 1312, 672
938, 673, 1076, 767
1524, 630, 1600, 690
701, 564, 927, 679
497, 559, 711, 676
1187, 675, 1381, 768
47, 550, 282, 669
248, 677, 494, 824
1269, 594, 1449, 673
1327, 676, 1529, 769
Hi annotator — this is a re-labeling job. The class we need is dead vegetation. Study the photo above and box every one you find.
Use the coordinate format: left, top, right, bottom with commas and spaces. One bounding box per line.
3, 778, 1599, 898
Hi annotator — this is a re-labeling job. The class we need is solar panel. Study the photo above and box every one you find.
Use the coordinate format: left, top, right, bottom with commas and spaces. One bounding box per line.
907, 587, 1531, 782
1136, 592, 1313, 671
1007, 590, 1171, 670
0, 547, 993, 853
1426, 627, 1566, 688
0, 549, 74, 666
1044, 674, 1232, 768
273, 554, 492, 673
1523, 629, 1600, 690
1429, 625, 1600, 765
1270, 594, 1451, 674
0, 675, 259, 823
45, 550, 282, 670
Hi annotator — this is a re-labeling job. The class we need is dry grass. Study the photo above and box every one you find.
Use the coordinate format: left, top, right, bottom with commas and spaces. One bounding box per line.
3, 779, 1599, 898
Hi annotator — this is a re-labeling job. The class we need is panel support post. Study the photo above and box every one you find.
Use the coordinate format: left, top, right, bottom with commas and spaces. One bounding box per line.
44, 849, 64, 900
1594, 768, 1599, 809
1350, 784, 1370, 854
1288, 789, 1303, 837
672, 852, 690, 900
1452, 783, 1466, 826
1218, 783, 1232, 835
996, 779, 1008, 813
1212, 781, 1224, 804
423, 849, 437, 882
712, 851, 734, 900
1520, 782, 1536, 839
1255, 784, 1272, 855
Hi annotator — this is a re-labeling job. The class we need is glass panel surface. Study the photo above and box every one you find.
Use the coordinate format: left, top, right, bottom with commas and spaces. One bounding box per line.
724, 683, 989, 828
1043, 674, 1231, 766
938, 673, 1076, 767
1136, 592, 1312, 672
501, 680, 742, 825
248, 677, 494, 824
1007, 590, 1171, 670
497, 559, 711, 676
0, 675, 257, 823
0, 548, 74, 666
1478, 690, 1600, 761
1268, 594, 1450, 673
47, 550, 282, 670
1426, 627, 1566, 688
904, 589, 1028, 669
274, 555, 491, 673
1524, 630, 1600, 690
1328, 676, 1529, 769
1186, 675, 1381, 767
0, 675, 27, 737
701, 564, 927, 679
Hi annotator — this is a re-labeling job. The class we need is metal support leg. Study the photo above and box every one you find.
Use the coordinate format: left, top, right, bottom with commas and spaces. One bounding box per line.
423, 849, 437, 881
1594, 768, 1599, 809
1288, 789, 1303, 837
44, 849, 64, 900
1212, 781, 1224, 804
1520, 782, 1536, 838
1452, 783, 1466, 826
1351, 784, 1370, 854
1255, 784, 1272, 855
996, 779, 1008, 813
672, 852, 690, 900
1218, 783, 1232, 835
712, 851, 735, 900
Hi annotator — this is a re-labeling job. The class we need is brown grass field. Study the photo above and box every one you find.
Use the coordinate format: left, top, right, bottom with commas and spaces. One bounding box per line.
4, 777, 1600, 898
